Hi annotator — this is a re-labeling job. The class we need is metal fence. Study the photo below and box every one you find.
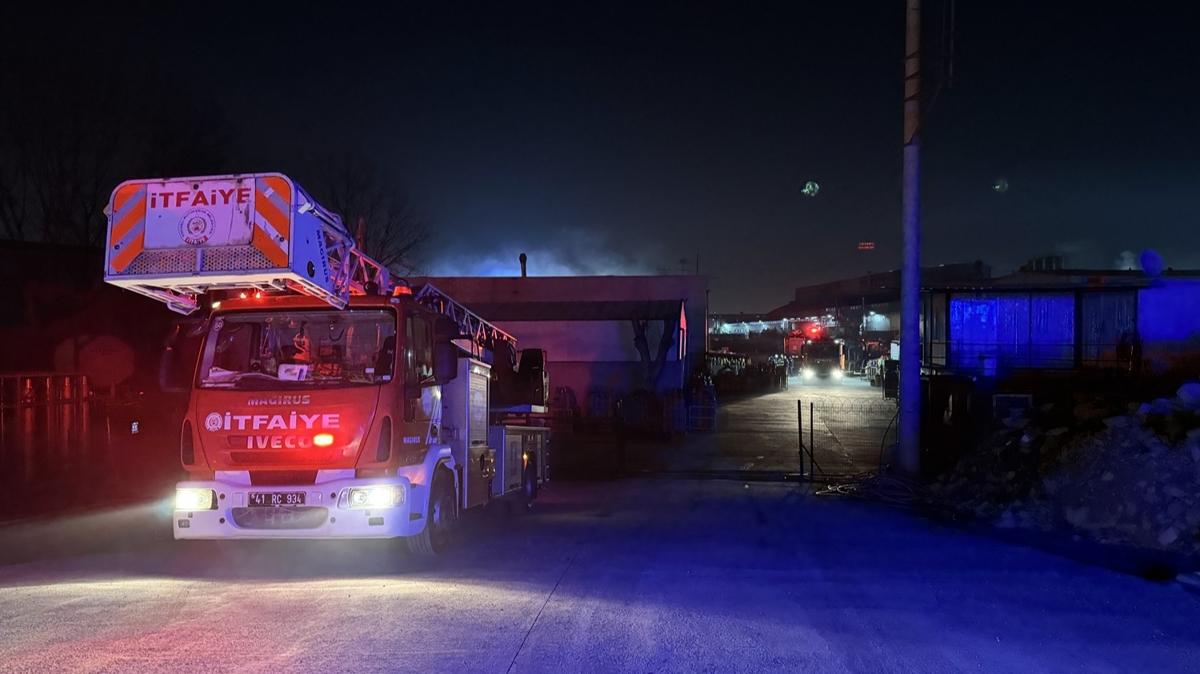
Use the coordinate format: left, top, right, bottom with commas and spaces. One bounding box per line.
797, 398, 899, 479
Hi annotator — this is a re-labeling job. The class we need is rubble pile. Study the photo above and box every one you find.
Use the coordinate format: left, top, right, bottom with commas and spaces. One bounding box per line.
930, 382, 1200, 557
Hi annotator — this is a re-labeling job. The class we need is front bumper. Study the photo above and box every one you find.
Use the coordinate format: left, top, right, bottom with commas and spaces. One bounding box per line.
173, 475, 424, 540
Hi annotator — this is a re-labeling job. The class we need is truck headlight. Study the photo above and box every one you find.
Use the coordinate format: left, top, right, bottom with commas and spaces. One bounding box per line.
175, 488, 216, 511
802, 367, 816, 379
347, 485, 405, 509
831, 368, 844, 380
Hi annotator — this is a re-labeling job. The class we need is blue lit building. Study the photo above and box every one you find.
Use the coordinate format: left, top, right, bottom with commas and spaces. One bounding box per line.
924, 268, 1200, 376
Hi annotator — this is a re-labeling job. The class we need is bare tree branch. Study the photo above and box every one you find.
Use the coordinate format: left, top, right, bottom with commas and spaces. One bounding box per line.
307, 153, 429, 274
0, 45, 231, 246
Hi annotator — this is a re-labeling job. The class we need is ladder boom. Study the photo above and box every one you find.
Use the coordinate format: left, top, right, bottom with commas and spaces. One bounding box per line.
412, 282, 516, 350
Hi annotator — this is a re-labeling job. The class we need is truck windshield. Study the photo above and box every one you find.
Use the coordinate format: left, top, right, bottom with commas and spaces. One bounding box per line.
805, 341, 841, 359
198, 309, 396, 389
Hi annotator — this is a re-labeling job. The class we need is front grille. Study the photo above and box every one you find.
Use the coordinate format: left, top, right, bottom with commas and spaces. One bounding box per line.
231, 506, 327, 529
231, 450, 339, 466
249, 470, 318, 485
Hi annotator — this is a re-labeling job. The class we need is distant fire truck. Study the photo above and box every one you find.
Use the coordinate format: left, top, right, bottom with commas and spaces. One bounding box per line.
104, 173, 548, 556
789, 323, 844, 381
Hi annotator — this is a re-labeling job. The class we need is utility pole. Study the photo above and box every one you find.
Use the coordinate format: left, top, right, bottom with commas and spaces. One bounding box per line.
897, 0, 922, 476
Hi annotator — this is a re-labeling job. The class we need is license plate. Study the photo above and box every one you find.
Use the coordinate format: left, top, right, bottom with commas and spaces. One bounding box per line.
248, 491, 306, 507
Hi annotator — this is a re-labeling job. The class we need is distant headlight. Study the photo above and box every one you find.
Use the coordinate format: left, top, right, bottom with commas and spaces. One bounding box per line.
175, 488, 216, 511
831, 368, 844, 380
802, 368, 816, 379
347, 485, 405, 509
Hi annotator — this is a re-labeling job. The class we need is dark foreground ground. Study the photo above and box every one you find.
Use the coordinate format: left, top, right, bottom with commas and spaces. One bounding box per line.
2, 478, 1199, 673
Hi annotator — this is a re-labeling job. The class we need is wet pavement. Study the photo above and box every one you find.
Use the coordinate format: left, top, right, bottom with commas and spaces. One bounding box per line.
3, 479, 1199, 673
0, 399, 181, 521
3, 383, 1199, 672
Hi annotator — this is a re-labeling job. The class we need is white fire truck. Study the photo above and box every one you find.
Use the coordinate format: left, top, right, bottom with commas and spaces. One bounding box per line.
103, 173, 549, 555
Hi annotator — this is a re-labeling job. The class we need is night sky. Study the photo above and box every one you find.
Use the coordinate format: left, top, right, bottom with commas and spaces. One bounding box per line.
5, 2, 1198, 311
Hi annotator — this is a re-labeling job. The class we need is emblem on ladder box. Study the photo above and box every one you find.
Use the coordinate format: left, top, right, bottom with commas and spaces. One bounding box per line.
180, 210, 216, 245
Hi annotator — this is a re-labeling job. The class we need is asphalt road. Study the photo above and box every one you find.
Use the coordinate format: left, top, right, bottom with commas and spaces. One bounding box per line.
3, 478, 1199, 673
643, 375, 894, 475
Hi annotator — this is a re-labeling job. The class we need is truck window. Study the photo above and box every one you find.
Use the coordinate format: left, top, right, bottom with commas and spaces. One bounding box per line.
198, 309, 396, 389
406, 313, 435, 387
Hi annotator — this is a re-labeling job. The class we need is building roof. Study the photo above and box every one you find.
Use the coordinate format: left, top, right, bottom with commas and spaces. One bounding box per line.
766, 261, 990, 319
463, 300, 684, 322
928, 268, 1200, 292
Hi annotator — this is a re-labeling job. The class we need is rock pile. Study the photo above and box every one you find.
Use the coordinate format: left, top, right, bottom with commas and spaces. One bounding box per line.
929, 382, 1200, 557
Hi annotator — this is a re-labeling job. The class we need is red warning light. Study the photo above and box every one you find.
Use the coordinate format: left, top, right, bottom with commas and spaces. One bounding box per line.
857, 241, 876, 251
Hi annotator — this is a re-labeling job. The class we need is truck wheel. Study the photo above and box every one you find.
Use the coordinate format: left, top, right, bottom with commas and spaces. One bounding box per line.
406, 469, 457, 558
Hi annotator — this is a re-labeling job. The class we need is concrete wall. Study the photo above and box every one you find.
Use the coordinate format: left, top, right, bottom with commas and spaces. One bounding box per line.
414, 275, 708, 405
497, 320, 678, 362
415, 275, 707, 361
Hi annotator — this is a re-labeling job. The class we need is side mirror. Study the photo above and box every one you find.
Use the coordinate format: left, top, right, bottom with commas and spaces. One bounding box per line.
159, 320, 203, 393
433, 342, 459, 385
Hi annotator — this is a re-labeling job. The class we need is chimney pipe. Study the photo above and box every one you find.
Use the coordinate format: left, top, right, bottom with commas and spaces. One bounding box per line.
519, 253, 528, 278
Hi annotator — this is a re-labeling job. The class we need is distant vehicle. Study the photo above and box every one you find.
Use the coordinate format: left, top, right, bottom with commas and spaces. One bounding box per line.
103, 173, 550, 557
865, 356, 884, 386
800, 337, 844, 382
881, 358, 899, 399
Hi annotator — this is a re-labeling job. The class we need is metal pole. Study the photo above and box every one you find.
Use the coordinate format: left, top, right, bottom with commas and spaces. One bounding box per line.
898, 0, 922, 476
797, 399, 805, 475
809, 401, 815, 475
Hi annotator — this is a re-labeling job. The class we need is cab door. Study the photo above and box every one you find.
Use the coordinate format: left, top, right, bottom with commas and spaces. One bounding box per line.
399, 310, 437, 449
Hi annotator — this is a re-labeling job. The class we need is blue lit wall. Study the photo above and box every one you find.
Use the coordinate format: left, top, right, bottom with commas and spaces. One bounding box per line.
1137, 279, 1200, 370
1137, 280, 1200, 342
949, 293, 1074, 373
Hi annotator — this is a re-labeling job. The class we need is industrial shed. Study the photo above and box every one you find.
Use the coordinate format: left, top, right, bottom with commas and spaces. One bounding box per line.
923, 269, 1200, 375
408, 275, 709, 414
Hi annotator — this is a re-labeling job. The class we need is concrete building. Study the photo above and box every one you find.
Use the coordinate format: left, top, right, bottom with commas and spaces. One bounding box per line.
409, 275, 709, 412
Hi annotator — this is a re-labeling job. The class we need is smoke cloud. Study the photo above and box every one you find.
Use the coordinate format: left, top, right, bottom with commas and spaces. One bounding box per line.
425, 228, 659, 277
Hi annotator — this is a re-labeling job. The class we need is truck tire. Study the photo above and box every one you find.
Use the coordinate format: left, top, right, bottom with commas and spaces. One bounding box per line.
406, 469, 457, 558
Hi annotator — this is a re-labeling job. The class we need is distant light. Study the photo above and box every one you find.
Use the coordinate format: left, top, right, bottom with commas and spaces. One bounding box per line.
801, 181, 821, 197
993, 178, 1009, 193
857, 241, 876, 251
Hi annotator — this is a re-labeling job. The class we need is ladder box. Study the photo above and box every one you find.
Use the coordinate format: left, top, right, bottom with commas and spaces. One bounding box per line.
103, 173, 349, 314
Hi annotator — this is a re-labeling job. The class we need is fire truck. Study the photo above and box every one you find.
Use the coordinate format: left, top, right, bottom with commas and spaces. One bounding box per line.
790, 323, 845, 382
103, 173, 549, 556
